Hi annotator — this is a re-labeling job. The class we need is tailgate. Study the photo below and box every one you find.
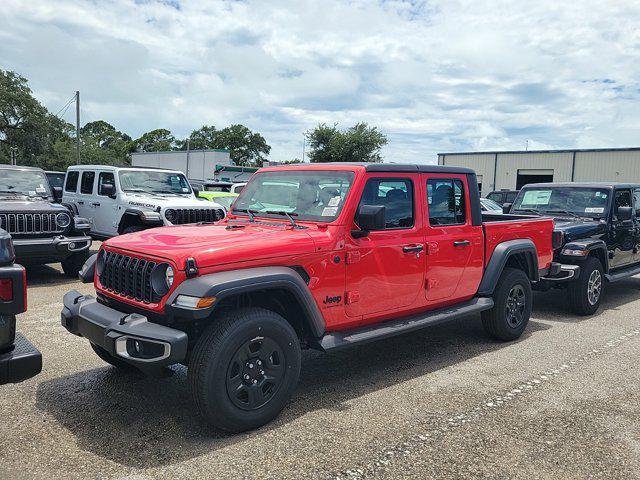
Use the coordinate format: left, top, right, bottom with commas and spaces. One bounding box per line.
483, 217, 554, 271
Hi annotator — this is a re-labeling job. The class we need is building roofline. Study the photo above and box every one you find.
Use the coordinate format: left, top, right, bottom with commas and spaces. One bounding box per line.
438, 147, 640, 156
131, 148, 230, 155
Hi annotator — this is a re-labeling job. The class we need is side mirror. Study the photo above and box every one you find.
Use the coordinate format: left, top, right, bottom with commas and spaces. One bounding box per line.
502, 202, 512, 214
52, 186, 63, 203
353, 205, 386, 238
101, 183, 116, 198
617, 206, 633, 221
193, 187, 200, 197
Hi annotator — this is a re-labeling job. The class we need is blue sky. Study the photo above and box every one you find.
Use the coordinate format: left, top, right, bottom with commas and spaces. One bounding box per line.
1, 0, 639, 163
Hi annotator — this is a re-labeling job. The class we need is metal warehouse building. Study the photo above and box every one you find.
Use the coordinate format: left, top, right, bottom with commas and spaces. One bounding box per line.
437, 147, 640, 197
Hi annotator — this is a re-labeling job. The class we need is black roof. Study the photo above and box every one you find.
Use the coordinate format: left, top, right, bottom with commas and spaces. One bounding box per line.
364, 163, 475, 175
522, 182, 640, 189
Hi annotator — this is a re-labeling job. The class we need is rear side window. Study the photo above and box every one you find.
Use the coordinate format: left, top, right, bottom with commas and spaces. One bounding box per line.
98, 172, 115, 196
506, 192, 518, 203
487, 192, 502, 203
427, 178, 466, 226
358, 178, 414, 229
65, 171, 79, 192
80, 171, 95, 194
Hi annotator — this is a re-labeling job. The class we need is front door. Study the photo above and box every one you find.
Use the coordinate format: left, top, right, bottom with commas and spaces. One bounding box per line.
93, 171, 118, 236
345, 175, 425, 319
609, 188, 635, 269
424, 174, 484, 303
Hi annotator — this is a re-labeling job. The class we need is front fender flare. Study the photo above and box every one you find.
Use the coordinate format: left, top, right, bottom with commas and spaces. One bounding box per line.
478, 239, 539, 296
165, 266, 325, 337
559, 239, 609, 273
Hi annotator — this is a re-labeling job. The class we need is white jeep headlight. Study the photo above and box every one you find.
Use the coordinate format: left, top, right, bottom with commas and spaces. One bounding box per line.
165, 265, 174, 288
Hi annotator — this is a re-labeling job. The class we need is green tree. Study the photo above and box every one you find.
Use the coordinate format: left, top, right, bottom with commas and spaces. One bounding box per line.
176, 125, 218, 150
81, 120, 133, 164
213, 124, 270, 167
134, 128, 176, 152
305, 122, 387, 163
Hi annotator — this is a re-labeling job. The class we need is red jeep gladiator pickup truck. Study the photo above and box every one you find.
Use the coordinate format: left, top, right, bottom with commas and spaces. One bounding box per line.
62, 163, 560, 432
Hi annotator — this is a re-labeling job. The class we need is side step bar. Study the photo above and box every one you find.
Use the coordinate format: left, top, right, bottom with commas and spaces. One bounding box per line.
312, 297, 494, 352
605, 263, 640, 283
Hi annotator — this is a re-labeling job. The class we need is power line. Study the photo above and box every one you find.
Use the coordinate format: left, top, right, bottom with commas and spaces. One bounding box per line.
54, 94, 76, 118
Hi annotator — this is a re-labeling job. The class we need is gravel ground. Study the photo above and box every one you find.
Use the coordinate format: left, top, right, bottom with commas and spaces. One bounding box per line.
1, 255, 639, 479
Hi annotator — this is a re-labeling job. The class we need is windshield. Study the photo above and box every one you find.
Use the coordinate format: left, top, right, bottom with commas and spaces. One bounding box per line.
119, 170, 192, 194
204, 184, 232, 192
232, 170, 355, 222
0, 169, 51, 197
512, 187, 611, 218
46, 172, 65, 188
481, 198, 502, 211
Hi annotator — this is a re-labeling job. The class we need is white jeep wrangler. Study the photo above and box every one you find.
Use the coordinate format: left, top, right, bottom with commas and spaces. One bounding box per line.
62, 165, 225, 238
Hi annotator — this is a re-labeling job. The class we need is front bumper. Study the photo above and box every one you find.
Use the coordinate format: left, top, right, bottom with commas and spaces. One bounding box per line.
0, 333, 42, 384
61, 290, 188, 372
13, 234, 92, 261
540, 262, 581, 282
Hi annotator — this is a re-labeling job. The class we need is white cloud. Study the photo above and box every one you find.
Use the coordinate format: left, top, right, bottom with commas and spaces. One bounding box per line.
1, 0, 639, 163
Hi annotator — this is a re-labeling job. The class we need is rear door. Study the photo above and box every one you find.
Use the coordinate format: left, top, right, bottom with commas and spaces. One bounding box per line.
424, 174, 484, 303
76, 170, 97, 227
345, 174, 425, 319
63, 170, 80, 208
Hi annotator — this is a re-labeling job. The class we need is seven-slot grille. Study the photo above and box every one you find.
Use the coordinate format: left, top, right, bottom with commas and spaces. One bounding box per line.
171, 208, 223, 224
0, 212, 65, 235
99, 251, 161, 303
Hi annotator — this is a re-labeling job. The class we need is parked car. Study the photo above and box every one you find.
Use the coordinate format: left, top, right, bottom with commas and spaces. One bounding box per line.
62, 165, 226, 239
62, 163, 565, 432
197, 191, 238, 210
45, 171, 66, 190
0, 165, 92, 277
510, 182, 640, 314
480, 197, 503, 213
190, 181, 247, 195
487, 189, 519, 206
0, 228, 42, 385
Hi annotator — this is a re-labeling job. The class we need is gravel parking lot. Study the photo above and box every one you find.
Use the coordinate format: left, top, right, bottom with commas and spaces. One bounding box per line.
1, 249, 639, 480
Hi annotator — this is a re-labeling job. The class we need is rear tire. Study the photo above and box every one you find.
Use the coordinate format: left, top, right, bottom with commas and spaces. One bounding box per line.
189, 307, 301, 433
482, 267, 532, 341
568, 256, 603, 316
90, 342, 137, 371
61, 250, 90, 278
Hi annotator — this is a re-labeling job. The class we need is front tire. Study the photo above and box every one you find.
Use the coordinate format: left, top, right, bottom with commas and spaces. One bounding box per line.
61, 250, 90, 278
568, 256, 603, 315
482, 267, 532, 341
189, 307, 301, 432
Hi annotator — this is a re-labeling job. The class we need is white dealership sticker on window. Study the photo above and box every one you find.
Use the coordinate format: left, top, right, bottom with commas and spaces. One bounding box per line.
585, 207, 605, 213
321, 206, 338, 216
328, 196, 341, 207
522, 190, 551, 205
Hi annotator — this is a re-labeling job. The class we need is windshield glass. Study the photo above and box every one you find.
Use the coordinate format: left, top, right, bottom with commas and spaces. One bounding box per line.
232, 170, 355, 222
0, 169, 51, 197
46, 172, 65, 188
204, 184, 232, 192
512, 187, 611, 217
119, 170, 192, 194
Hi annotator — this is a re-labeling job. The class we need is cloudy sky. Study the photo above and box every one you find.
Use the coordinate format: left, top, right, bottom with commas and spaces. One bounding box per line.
2, 0, 639, 163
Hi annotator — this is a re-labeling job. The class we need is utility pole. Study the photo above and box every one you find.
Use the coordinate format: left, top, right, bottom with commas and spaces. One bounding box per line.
75, 91, 81, 164
302, 137, 306, 162
10, 147, 17, 166
186, 138, 191, 178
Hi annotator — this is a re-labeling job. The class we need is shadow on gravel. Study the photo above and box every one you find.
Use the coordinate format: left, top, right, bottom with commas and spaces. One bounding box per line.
35, 316, 549, 468
532, 276, 640, 321
24, 243, 100, 288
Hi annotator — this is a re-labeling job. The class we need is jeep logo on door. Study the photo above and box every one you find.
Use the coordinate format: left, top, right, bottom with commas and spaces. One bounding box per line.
323, 295, 342, 305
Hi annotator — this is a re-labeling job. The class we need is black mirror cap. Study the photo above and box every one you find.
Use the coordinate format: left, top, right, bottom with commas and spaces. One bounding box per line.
618, 205, 633, 221
101, 183, 116, 198
193, 187, 201, 197
52, 186, 63, 203
502, 202, 513, 214
358, 205, 386, 231
78, 253, 97, 283
0, 228, 15, 267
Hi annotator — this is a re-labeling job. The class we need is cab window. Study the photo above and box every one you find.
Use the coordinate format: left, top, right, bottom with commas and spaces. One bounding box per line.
65, 171, 79, 192
427, 178, 466, 226
614, 189, 632, 219
80, 171, 95, 194
98, 172, 115, 196
357, 178, 414, 229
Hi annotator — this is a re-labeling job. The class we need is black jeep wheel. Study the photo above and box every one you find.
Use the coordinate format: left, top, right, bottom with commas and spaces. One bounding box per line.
189, 307, 301, 432
61, 250, 90, 278
568, 256, 603, 316
481, 267, 532, 341
90, 342, 137, 371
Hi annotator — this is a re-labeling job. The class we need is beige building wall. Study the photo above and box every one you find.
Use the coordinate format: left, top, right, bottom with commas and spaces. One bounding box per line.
574, 150, 640, 182
494, 152, 573, 190
439, 153, 496, 196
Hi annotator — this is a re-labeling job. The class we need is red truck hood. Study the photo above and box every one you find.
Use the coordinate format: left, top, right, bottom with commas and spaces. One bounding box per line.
103, 221, 317, 269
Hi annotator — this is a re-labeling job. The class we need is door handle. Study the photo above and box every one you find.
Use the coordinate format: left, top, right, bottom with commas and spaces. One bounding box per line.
92, 202, 100, 207
77, 201, 84, 205
453, 240, 471, 247
403, 244, 424, 253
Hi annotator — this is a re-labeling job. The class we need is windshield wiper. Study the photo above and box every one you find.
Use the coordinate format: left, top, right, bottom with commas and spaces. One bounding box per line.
546, 209, 581, 219
151, 190, 184, 195
123, 188, 147, 192
513, 208, 541, 215
233, 208, 257, 222
265, 210, 299, 228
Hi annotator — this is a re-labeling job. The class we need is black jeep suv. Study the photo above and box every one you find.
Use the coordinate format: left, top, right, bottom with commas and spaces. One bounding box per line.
509, 182, 640, 315
0, 165, 91, 277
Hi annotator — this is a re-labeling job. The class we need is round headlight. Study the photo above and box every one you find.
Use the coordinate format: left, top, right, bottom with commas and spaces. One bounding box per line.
96, 249, 106, 276
165, 265, 174, 288
165, 209, 177, 222
56, 212, 71, 228
151, 263, 173, 296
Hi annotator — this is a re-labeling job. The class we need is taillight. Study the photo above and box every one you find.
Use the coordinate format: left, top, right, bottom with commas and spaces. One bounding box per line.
0, 278, 13, 302
552, 230, 565, 250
